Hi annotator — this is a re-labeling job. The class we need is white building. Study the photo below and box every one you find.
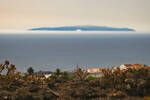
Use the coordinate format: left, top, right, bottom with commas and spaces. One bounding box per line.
87, 68, 103, 77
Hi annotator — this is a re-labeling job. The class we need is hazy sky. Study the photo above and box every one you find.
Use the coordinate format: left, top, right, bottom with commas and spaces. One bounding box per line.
0, 0, 150, 31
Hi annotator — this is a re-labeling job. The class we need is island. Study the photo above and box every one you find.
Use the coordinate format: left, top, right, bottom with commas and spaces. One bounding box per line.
29, 25, 135, 31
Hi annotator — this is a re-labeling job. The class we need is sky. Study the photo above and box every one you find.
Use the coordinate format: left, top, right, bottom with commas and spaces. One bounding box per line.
0, 0, 150, 31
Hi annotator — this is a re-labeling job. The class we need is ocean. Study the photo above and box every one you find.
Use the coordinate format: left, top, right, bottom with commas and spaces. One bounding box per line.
0, 32, 150, 72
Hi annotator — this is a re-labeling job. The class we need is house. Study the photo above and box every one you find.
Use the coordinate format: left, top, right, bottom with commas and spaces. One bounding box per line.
44, 74, 52, 79
34, 71, 52, 79
87, 67, 104, 77
113, 64, 145, 71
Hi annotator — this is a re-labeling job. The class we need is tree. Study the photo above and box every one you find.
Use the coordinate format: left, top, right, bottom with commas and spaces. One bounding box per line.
61, 71, 70, 81
27, 67, 34, 75
55, 68, 61, 77
73, 68, 88, 82
6, 64, 16, 75
4, 60, 10, 66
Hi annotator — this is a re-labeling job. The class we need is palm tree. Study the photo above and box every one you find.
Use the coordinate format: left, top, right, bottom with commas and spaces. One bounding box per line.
27, 67, 34, 75
55, 68, 61, 77
50, 68, 62, 81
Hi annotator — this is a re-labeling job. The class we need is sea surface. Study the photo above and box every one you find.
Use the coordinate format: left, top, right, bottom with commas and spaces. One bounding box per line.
0, 32, 150, 72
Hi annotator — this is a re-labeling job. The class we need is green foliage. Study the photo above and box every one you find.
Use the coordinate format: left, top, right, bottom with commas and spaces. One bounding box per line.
27, 67, 34, 75
86, 75, 97, 80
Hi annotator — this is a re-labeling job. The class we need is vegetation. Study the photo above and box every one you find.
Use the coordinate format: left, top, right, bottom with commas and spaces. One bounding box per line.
0, 60, 150, 100
27, 67, 34, 75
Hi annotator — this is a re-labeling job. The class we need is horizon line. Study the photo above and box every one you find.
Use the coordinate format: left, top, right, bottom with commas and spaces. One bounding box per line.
0, 29, 150, 35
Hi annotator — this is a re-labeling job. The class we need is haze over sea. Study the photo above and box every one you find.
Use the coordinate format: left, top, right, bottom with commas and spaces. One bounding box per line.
0, 31, 150, 72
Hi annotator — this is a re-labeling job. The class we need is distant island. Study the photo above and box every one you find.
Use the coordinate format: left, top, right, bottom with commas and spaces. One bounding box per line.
29, 25, 135, 31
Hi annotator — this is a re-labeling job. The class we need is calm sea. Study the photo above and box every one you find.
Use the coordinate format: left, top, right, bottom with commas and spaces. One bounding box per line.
0, 32, 150, 72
